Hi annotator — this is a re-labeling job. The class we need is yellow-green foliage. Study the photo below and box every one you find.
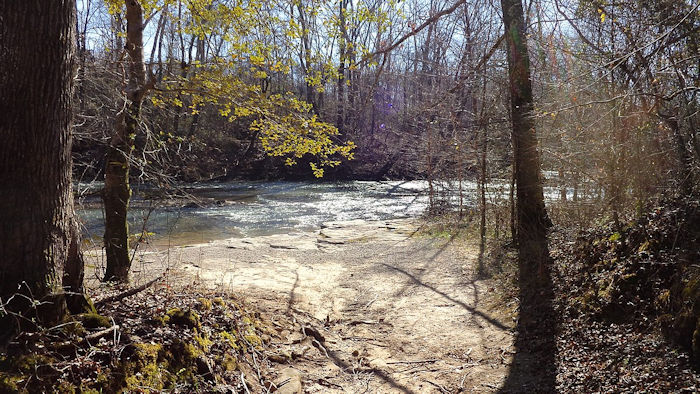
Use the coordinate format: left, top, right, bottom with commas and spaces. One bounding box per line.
106, 0, 356, 178
657, 290, 671, 307
241, 321, 263, 350
53, 380, 77, 393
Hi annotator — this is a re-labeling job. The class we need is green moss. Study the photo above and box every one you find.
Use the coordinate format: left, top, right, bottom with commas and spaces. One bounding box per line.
194, 334, 213, 351
683, 277, 700, 299
82, 297, 98, 314
578, 290, 601, 313
60, 320, 87, 337
219, 331, 240, 351
152, 315, 168, 326
657, 290, 671, 307
197, 297, 213, 311
693, 318, 700, 359
14, 354, 55, 373
221, 354, 238, 372
164, 308, 201, 330
0, 373, 21, 392
243, 325, 263, 350
212, 297, 225, 307
79, 312, 111, 329
53, 380, 77, 393
638, 241, 651, 253
168, 339, 203, 364
135, 343, 163, 361
244, 334, 263, 348
120, 343, 174, 392
124, 362, 168, 391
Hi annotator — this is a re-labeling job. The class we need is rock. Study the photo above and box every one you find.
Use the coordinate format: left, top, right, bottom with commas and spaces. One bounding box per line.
268, 351, 290, 364
274, 368, 303, 394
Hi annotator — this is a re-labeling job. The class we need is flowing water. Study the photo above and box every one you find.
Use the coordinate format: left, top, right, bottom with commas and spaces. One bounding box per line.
78, 179, 572, 245
78, 181, 461, 245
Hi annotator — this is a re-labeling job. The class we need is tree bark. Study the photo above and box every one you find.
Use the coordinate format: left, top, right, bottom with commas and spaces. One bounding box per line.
104, 0, 149, 282
0, 0, 81, 326
501, 0, 551, 284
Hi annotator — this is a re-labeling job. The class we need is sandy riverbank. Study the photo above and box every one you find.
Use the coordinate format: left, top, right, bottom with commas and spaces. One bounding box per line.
86, 219, 514, 392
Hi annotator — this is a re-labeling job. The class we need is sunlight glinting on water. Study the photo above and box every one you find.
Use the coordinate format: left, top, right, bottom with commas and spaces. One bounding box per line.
77, 179, 581, 242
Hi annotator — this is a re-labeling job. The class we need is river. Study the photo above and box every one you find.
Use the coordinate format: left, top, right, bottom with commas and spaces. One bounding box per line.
78, 179, 575, 246
78, 181, 449, 245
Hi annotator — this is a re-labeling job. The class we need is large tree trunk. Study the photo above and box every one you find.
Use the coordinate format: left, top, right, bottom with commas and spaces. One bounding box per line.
0, 0, 81, 327
104, 0, 149, 282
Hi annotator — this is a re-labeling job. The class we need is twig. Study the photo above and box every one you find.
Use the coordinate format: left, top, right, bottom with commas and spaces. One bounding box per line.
386, 359, 438, 365
95, 274, 164, 307
427, 379, 450, 393
241, 371, 251, 394
364, 294, 379, 308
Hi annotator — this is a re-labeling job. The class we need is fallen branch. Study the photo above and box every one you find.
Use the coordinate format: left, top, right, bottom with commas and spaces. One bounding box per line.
52, 325, 120, 351
84, 325, 119, 343
95, 274, 164, 307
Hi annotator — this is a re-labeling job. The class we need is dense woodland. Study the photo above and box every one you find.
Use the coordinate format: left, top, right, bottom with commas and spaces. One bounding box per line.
0, 0, 699, 392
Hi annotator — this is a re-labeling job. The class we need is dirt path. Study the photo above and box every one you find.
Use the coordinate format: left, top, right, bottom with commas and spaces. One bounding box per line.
122, 220, 514, 392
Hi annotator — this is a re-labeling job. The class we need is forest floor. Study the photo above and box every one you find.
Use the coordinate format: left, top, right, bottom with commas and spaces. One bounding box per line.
4, 212, 698, 392
89, 219, 514, 393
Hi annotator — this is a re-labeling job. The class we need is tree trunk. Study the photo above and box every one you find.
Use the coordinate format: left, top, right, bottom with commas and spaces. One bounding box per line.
500, 1, 556, 391
0, 0, 81, 327
501, 0, 551, 284
336, 0, 347, 134
104, 0, 149, 282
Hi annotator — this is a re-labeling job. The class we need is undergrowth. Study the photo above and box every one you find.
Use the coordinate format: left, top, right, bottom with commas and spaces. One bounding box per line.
0, 288, 284, 393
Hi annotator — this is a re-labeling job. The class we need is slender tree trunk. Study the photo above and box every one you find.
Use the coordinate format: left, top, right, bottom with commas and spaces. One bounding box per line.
104, 0, 149, 282
296, 0, 316, 111
336, 0, 347, 134
500, 1, 556, 391
501, 0, 551, 283
0, 0, 82, 327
